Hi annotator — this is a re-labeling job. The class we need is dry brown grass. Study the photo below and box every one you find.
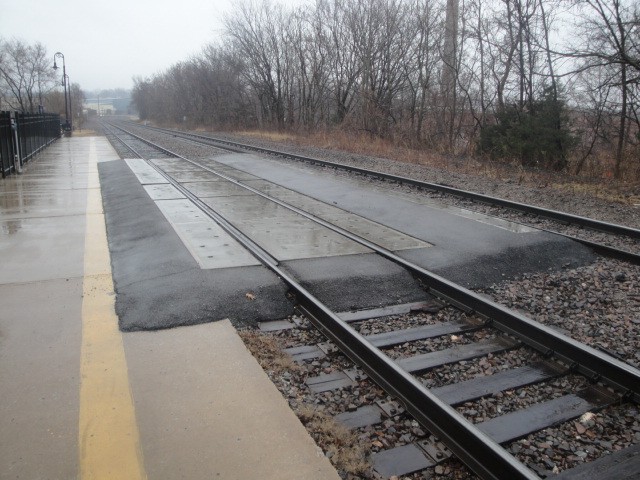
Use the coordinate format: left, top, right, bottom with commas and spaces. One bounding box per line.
231, 127, 639, 205
309, 129, 447, 168
238, 330, 302, 375
237, 129, 299, 143
297, 405, 371, 476
551, 182, 640, 204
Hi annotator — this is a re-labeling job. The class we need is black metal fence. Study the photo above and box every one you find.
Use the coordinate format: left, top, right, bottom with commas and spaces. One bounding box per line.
1, 112, 61, 178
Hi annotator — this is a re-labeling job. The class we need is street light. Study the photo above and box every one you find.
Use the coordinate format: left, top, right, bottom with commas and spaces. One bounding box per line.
53, 52, 72, 131
64, 73, 72, 130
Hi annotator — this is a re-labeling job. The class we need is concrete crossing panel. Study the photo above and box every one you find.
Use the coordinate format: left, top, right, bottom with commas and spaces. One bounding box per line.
124, 158, 167, 184
155, 199, 260, 269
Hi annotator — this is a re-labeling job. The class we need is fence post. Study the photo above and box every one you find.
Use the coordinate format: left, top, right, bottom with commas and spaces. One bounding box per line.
11, 112, 22, 174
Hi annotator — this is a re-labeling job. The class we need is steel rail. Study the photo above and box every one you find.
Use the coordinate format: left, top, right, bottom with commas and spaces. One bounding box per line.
108, 122, 640, 479
102, 124, 142, 158
108, 122, 640, 401
128, 122, 640, 242
107, 122, 539, 480
103, 123, 280, 266
109, 120, 640, 399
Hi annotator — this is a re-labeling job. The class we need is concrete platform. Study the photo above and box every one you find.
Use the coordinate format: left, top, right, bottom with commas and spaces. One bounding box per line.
0, 136, 339, 480
124, 320, 338, 480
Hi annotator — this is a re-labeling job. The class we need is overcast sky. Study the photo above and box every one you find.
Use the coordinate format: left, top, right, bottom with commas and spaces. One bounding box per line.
0, 0, 236, 92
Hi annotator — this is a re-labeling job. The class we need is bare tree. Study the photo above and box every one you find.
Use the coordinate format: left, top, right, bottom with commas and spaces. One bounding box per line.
224, 1, 289, 128
404, 0, 443, 143
563, 0, 640, 178
0, 39, 55, 113
128, 0, 638, 179
317, 0, 362, 124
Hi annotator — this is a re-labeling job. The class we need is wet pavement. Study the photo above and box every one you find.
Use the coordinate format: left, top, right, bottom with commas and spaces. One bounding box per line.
99, 159, 293, 330
0, 136, 340, 480
199, 152, 596, 287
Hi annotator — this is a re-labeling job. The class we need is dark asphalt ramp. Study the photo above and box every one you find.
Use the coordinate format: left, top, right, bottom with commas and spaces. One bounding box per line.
98, 160, 293, 331
282, 254, 430, 312
399, 238, 596, 289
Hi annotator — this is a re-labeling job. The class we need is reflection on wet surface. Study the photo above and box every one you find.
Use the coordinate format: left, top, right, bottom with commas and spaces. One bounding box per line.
1, 155, 88, 233
154, 199, 261, 268
363, 183, 538, 234
1, 219, 23, 235
182, 181, 255, 198
127, 157, 433, 262
124, 159, 168, 184
201, 196, 372, 260
0, 137, 112, 283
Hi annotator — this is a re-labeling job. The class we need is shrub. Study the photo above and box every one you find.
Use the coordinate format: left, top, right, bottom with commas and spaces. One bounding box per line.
480, 88, 576, 171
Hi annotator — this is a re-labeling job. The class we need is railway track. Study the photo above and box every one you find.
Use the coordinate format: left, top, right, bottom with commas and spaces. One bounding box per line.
114, 120, 640, 265
103, 122, 640, 479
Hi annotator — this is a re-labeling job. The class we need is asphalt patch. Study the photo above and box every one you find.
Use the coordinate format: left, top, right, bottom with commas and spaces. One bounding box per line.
398, 238, 597, 289
282, 254, 430, 312
98, 160, 293, 331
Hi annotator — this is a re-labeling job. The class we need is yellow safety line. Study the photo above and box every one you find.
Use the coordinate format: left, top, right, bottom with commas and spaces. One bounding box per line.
79, 138, 146, 479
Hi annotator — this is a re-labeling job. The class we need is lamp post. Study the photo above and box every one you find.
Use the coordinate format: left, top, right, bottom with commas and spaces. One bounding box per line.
64, 73, 72, 130
53, 52, 71, 131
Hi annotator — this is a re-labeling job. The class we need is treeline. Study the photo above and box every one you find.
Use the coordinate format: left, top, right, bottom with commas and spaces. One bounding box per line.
132, 0, 640, 179
0, 38, 85, 125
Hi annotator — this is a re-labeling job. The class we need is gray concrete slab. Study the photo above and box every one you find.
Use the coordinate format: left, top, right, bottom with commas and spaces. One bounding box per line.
124, 321, 340, 480
125, 158, 168, 184
244, 179, 349, 215
184, 160, 262, 181
161, 169, 223, 182
148, 157, 433, 260
150, 158, 202, 172
319, 212, 429, 251
153, 197, 211, 224
154, 199, 261, 269
0, 278, 82, 480
198, 185, 430, 256
202, 195, 373, 260
129, 163, 264, 270
182, 179, 257, 197
99, 159, 293, 330
143, 183, 185, 200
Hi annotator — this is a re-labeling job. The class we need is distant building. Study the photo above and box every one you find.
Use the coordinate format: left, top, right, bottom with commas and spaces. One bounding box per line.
84, 97, 131, 116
